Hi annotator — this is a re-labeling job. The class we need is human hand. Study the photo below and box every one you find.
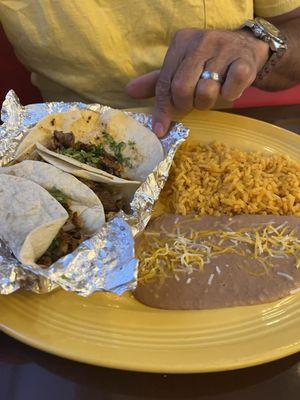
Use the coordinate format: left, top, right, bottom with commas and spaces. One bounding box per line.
126, 28, 269, 137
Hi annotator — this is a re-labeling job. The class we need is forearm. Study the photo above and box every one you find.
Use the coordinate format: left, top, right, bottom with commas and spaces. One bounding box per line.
253, 17, 300, 91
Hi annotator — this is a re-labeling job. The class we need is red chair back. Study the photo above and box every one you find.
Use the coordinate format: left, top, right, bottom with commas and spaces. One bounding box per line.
0, 25, 42, 105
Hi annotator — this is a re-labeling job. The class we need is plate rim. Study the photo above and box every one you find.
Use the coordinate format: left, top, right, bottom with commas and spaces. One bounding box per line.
1, 109, 300, 373
1, 294, 300, 373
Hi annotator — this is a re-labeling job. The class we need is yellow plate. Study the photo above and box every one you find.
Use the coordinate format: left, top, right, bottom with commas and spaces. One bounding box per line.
1, 110, 300, 373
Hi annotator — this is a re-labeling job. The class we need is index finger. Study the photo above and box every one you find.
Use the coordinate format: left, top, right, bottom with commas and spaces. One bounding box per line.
152, 38, 183, 137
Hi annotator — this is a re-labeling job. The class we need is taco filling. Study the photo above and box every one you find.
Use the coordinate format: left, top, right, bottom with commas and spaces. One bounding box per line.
79, 179, 124, 213
37, 188, 84, 267
50, 130, 135, 178
15, 109, 164, 183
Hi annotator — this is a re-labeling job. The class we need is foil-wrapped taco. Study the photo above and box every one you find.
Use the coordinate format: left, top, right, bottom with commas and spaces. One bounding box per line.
0, 160, 106, 267
15, 108, 164, 185
0, 91, 189, 296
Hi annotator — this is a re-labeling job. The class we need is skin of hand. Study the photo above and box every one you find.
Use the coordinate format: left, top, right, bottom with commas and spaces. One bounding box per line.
125, 9, 300, 137
126, 28, 269, 137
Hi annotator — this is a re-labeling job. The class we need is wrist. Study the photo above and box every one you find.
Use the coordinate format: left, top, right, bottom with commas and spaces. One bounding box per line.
238, 18, 288, 81
237, 29, 270, 69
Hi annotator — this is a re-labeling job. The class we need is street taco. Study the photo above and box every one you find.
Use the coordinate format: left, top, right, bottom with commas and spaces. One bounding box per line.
0, 160, 105, 235
15, 109, 164, 184
0, 175, 70, 266
134, 214, 300, 310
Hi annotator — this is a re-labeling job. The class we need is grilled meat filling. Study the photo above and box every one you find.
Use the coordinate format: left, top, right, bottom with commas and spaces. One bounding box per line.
50, 130, 134, 178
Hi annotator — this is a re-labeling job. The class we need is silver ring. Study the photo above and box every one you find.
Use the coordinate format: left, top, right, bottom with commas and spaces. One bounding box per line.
200, 70, 224, 84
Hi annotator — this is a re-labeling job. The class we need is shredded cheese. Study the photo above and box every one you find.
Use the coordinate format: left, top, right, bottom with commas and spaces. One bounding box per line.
208, 274, 215, 285
137, 221, 300, 282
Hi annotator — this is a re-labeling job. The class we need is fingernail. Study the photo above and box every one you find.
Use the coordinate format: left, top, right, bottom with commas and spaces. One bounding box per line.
153, 122, 165, 137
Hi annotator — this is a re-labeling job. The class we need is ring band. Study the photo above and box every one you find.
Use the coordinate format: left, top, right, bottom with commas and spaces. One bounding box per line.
200, 70, 224, 84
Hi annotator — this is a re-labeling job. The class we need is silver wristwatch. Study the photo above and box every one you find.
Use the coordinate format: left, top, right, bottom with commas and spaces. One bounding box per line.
240, 17, 288, 79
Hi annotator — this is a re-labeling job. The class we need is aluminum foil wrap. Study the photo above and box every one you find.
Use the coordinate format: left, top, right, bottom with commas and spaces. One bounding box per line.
0, 90, 189, 296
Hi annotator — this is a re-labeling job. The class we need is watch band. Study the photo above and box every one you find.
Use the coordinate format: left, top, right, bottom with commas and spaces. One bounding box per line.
240, 18, 288, 80
257, 47, 286, 80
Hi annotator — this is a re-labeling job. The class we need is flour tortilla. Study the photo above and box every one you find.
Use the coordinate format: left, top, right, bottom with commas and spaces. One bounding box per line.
99, 108, 164, 181
16, 108, 164, 182
16, 109, 101, 156
0, 160, 105, 235
36, 143, 140, 187
0, 175, 68, 265
135, 214, 300, 310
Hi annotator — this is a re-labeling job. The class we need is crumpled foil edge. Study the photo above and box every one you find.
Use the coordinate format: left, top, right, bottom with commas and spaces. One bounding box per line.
0, 90, 189, 296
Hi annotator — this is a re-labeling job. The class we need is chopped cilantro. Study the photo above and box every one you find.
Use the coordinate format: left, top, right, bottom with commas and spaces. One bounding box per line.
47, 237, 59, 254
59, 144, 104, 168
102, 132, 133, 167
48, 188, 69, 210
128, 140, 136, 148
56, 131, 134, 172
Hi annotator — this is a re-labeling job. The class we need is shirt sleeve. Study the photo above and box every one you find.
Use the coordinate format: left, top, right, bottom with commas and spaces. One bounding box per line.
254, 0, 300, 17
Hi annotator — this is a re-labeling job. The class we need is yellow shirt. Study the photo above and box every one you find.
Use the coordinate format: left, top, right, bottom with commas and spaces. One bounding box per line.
0, 0, 299, 107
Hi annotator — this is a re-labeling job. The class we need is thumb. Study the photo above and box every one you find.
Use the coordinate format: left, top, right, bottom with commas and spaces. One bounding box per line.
125, 70, 160, 99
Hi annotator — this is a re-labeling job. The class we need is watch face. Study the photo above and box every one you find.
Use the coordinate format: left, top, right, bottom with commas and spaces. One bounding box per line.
256, 17, 281, 38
